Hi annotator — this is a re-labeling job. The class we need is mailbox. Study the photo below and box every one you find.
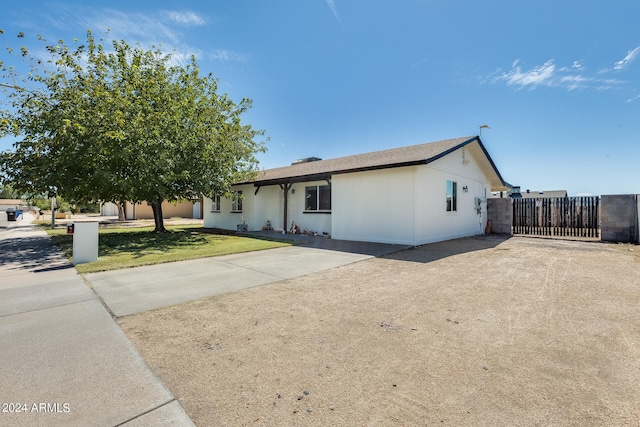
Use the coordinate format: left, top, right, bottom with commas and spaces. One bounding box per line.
72, 222, 99, 265
66, 224, 74, 234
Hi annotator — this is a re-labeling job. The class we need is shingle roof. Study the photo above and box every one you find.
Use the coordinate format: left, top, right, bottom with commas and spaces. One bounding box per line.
247, 136, 507, 189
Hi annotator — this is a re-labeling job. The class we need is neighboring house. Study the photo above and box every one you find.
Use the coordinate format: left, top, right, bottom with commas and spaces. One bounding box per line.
101, 199, 203, 219
490, 188, 568, 199
204, 136, 509, 246
519, 189, 568, 199
0, 199, 22, 212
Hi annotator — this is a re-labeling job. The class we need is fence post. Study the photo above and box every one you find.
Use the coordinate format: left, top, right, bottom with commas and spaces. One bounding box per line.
600, 194, 638, 243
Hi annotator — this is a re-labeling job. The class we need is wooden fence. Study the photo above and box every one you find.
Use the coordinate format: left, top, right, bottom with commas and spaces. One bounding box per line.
512, 196, 600, 238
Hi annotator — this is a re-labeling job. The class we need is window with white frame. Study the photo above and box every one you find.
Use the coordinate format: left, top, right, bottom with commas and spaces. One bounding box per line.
305, 185, 331, 211
231, 190, 243, 212
446, 180, 457, 212
211, 195, 221, 212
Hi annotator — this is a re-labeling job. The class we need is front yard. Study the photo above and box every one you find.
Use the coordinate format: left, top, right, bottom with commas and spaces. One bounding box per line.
43, 224, 289, 273
118, 236, 640, 426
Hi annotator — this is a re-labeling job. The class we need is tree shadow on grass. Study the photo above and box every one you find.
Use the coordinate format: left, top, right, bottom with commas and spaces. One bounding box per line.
103, 229, 237, 260
53, 227, 267, 263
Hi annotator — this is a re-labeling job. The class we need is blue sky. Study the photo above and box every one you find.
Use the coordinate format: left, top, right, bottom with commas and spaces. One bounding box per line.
1, 1, 639, 195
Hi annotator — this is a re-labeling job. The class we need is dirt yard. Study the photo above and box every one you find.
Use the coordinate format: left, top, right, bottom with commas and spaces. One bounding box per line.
118, 236, 640, 426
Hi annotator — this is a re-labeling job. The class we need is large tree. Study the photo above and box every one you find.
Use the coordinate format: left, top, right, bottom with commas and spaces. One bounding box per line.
0, 30, 265, 231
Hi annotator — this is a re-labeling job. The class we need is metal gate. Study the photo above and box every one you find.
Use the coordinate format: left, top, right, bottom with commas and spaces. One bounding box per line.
513, 196, 600, 238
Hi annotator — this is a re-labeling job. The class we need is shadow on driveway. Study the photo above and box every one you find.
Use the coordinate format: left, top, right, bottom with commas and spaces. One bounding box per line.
241, 230, 513, 260
382, 234, 511, 264
238, 230, 412, 257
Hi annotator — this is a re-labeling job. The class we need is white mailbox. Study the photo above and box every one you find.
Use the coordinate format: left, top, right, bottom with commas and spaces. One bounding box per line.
72, 222, 99, 265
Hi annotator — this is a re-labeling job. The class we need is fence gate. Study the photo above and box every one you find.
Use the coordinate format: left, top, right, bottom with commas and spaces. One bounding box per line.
512, 196, 600, 238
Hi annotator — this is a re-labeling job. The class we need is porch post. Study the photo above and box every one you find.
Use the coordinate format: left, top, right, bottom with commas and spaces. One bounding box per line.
280, 182, 292, 233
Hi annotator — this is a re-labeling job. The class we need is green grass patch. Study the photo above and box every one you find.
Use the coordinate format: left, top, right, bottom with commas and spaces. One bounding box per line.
43, 224, 290, 274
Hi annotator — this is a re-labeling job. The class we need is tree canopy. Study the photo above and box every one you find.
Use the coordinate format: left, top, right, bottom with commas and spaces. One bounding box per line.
0, 30, 266, 231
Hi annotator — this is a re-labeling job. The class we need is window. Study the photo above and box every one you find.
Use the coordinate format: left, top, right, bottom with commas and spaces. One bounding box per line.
211, 195, 221, 212
305, 185, 331, 211
446, 180, 457, 212
231, 190, 243, 212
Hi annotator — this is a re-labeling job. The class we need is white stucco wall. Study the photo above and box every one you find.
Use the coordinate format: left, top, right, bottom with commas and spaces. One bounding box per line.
332, 145, 492, 245
203, 184, 255, 230
332, 167, 416, 244
251, 186, 282, 231
413, 146, 491, 245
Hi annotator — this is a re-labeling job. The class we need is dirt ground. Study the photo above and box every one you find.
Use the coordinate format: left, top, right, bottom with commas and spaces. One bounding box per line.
118, 236, 640, 426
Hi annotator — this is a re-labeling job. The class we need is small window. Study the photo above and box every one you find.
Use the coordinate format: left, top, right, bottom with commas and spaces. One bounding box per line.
231, 190, 243, 212
211, 195, 221, 212
446, 180, 457, 212
305, 185, 331, 211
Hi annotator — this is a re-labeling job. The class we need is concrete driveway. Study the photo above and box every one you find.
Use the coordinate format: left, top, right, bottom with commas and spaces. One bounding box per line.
85, 241, 407, 318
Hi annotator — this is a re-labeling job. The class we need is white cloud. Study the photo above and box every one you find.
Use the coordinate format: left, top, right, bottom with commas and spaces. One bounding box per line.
325, 0, 343, 24
613, 46, 639, 70
163, 10, 206, 27
489, 58, 625, 92
559, 75, 592, 91
496, 60, 556, 88
92, 9, 182, 44
210, 49, 247, 63
561, 60, 583, 72
33, 6, 244, 65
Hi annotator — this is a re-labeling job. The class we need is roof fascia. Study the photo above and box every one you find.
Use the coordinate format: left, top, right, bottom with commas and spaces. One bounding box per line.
245, 136, 507, 188
422, 135, 508, 189
471, 136, 508, 188
250, 159, 429, 187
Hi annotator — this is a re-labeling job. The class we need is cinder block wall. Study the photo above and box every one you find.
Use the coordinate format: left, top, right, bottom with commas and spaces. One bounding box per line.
601, 195, 639, 243
487, 198, 512, 234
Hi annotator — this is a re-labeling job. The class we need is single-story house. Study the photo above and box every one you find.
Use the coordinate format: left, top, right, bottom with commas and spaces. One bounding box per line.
204, 136, 509, 246
0, 199, 22, 212
518, 189, 568, 199
101, 199, 203, 219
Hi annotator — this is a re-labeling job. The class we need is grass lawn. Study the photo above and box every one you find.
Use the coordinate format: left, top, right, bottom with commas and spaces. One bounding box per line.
43, 224, 290, 274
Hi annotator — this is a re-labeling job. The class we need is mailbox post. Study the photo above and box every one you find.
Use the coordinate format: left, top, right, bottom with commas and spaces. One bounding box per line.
71, 222, 99, 265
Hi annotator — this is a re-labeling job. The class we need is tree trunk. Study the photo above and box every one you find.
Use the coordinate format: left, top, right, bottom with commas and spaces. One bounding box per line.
151, 197, 167, 233
117, 202, 125, 221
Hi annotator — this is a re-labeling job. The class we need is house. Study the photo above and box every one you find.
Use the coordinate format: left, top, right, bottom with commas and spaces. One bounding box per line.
203, 136, 509, 245
518, 189, 567, 199
0, 199, 23, 212
101, 199, 203, 219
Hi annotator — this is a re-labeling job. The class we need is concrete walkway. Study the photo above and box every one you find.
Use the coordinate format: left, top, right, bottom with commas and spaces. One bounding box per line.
0, 219, 194, 426
86, 240, 407, 318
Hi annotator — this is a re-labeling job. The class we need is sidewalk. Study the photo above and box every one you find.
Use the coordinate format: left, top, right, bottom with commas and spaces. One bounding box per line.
0, 219, 194, 426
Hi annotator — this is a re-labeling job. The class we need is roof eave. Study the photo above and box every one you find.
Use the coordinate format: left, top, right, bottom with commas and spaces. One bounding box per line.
249, 159, 430, 187
239, 136, 509, 191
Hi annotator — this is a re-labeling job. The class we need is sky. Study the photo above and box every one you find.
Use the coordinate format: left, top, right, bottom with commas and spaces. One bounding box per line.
1, 1, 639, 196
